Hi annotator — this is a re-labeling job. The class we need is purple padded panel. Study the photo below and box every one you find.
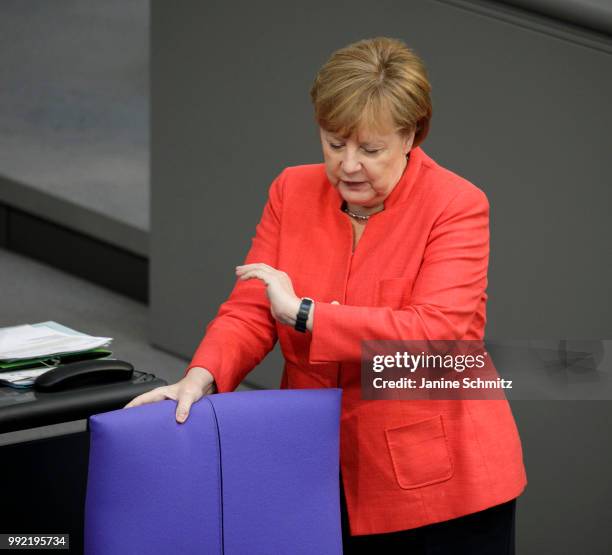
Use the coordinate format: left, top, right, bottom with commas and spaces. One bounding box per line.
84, 399, 222, 555
208, 389, 342, 555
84, 388, 342, 555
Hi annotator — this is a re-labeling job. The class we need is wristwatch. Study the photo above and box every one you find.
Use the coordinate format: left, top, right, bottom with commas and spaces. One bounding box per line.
294, 297, 314, 332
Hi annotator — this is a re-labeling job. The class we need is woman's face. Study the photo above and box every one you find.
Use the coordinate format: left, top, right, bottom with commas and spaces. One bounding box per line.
320, 126, 415, 209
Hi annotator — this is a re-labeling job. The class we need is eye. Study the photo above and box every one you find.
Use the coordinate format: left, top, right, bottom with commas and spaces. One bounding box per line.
362, 147, 381, 155
329, 143, 344, 150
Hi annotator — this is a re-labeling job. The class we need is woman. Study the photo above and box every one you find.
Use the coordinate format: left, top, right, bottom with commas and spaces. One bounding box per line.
125, 37, 527, 553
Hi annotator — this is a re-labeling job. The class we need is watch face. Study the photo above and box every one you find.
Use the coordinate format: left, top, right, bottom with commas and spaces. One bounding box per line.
298, 300, 312, 313
295, 298, 313, 332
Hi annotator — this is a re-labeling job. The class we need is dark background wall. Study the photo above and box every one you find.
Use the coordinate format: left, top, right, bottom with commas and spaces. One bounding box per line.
150, 1, 612, 552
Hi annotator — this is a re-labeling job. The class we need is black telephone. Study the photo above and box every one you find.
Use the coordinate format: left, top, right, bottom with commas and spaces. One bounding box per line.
34, 359, 134, 391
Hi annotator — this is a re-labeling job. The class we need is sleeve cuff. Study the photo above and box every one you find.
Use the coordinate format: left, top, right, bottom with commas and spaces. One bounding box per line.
308, 301, 364, 364
185, 349, 242, 393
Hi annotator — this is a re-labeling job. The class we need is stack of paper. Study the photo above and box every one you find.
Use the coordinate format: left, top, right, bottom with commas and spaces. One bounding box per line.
0, 321, 113, 388
0, 367, 56, 387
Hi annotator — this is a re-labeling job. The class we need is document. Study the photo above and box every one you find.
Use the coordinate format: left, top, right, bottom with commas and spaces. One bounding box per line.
0, 367, 54, 388
0, 323, 112, 362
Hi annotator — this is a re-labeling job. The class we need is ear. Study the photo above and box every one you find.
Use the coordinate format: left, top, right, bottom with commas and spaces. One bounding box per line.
402, 129, 416, 155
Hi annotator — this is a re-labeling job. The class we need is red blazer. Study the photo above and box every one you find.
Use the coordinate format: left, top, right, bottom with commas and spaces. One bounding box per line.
187, 146, 527, 535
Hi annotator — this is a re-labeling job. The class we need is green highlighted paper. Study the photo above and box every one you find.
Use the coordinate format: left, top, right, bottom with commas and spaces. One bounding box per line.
0, 321, 114, 386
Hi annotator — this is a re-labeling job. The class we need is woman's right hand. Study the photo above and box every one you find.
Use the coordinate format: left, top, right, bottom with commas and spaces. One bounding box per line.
123, 367, 216, 423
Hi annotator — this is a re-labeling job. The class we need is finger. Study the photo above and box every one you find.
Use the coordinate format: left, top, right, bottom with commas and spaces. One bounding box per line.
175, 392, 199, 423
237, 271, 259, 282
236, 264, 277, 279
236, 263, 274, 272
238, 270, 271, 284
236, 265, 273, 277
123, 387, 170, 409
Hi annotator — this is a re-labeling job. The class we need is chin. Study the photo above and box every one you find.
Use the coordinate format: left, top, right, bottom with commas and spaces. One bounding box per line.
342, 196, 372, 206
341, 190, 376, 204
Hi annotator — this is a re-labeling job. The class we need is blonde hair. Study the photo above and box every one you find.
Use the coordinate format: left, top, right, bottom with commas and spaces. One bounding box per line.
310, 37, 432, 147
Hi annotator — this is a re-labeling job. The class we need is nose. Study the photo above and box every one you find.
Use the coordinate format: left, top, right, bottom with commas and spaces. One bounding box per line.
340, 148, 362, 174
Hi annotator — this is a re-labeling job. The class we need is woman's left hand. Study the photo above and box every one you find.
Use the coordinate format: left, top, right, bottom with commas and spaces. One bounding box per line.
235, 263, 301, 326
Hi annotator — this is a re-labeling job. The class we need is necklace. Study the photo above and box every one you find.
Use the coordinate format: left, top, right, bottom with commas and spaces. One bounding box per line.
342, 202, 383, 221
341, 152, 410, 221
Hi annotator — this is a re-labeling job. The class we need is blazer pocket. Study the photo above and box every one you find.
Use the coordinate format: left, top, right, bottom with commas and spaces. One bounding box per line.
385, 415, 454, 489
375, 277, 413, 309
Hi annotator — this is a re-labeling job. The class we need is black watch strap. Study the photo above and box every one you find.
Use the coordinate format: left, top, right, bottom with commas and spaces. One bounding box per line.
294, 298, 314, 333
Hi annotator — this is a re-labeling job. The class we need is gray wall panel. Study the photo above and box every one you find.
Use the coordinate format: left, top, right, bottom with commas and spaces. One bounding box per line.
151, 2, 612, 551
0, 0, 149, 233
0, 204, 7, 246
500, 0, 612, 35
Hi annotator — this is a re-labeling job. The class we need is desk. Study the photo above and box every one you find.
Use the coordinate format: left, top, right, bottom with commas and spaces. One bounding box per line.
0, 370, 167, 553
0, 370, 166, 433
